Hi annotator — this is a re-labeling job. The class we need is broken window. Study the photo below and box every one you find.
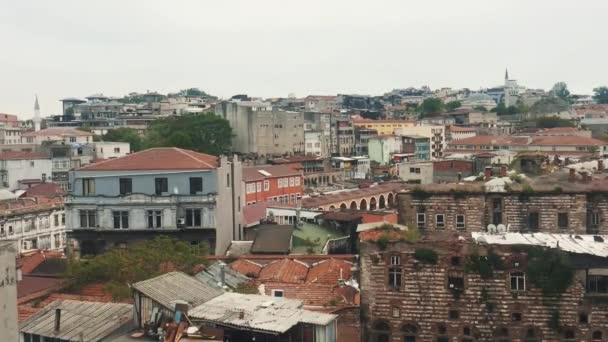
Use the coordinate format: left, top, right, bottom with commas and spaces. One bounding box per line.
527, 212, 539, 231
461, 327, 474, 342
494, 327, 509, 342
592, 331, 603, 341
563, 329, 575, 342
401, 324, 417, 342
492, 198, 503, 225
558, 212, 568, 229
448, 271, 465, 291
449, 310, 459, 320
511, 312, 522, 321
523, 327, 541, 342
437, 324, 449, 342
579, 312, 588, 324
587, 275, 608, 294
510, 272, 526, 291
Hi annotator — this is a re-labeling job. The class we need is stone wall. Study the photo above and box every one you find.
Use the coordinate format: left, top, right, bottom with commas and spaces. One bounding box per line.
360, 239, 608, 342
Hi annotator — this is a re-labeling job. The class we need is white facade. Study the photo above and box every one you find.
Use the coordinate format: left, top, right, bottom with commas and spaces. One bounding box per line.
0, 126, 22, 145
21, 129, 93, 145
93, 142, 131, 159
395, 125, 446, 160
305, 131, 324, 157
0, 203, 66, 253
1, 157, 53, 191
0, 241, 18, 342
398, 161, 434, 184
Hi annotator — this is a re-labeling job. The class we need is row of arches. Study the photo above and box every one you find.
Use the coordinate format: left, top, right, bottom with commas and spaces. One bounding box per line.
325, 193, 395, 211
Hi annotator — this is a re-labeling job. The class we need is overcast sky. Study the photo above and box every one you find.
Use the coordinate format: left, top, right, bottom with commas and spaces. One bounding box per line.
1, 0, 607, 118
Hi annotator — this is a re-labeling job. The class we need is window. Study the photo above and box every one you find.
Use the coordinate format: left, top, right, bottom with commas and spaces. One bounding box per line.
54, 214, 59, 227
155, 178, 168, 195
82, 178, 95, 196
417, 213, 426, 229
388, 255, 402, 289
8, 225, 13, 234
512, 312, 522, 321
113, 211, 129, 229
588, 210, 600, 233
271, 289, 284, 297
119, 178, 132, 195
587, 275, 608, 293
147, 210, 162, 228
436, 214, 445, 229
492, 198, 502, 225
523, 327, 541, 342
61, 214, 65, 225
69, 137, 76, 143
392, 307, 400, 318
79, 210, 97, 228
289, 177, 295, 186
450, 256, 461, 266
295, 177, 300, 186
456, 215, 465, 230
409, 167, 421, 174
558, 212, 568, 229
114, 147, 120, 153
186, 209, 202, 227
578, 312, 588, 324
563, 329, 575, 342
30, 161, 35, 167
372, 321, 391, 342
226, 173, 230, 187
401, 324, 417, 342
528, 212, 539, 231
510, 272, 526, 291
246, 183, 255, 194
189, 177, 203, 194
256, 182, 262, 192
592, 331, 603, 341
449, 310, 459, 320
494, 327, 509, 342
263, 180, 269, 191
437, 324, 449, 342
461, 327, 474, 342
448, 271, 465, 291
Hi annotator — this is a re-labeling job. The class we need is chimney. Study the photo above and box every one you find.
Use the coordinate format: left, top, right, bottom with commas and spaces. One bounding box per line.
54, 308, 61, 332
500, 165, 508, 177
484, 166, 492, 181
599, 159, 604, 172
569, 168, 576, 182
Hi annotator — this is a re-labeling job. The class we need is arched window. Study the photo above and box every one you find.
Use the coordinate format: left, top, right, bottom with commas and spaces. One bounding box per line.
562, 329, 575, 342
401, 323, 418, 342
461, 326, 474, 342
592, 330, 603, 341
437, 324, 449, 342
494, 327, 509, 342
522, 326, 541, 342
371, 320, 391, 342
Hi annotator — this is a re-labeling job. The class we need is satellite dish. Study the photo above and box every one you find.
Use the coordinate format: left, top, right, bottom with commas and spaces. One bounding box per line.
497, 224, 506, 234
487, 224, 497, 234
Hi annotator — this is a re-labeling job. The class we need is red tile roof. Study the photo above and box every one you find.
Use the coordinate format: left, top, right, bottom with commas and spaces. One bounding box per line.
0, 151, 49, 160
449, 125, 477, 132
76, 147, 219, 171
242, 164, 301, 182
262, 282, 357, 307
257, 259, 309, 284
306, 259, 353, 284
0, 197, 63, 216
22, 128, 93, 137
22, 183, 65, 198
230, 259, 263, 277
270, 155, 324, 164
242, 201, 268, 227
449, 135, 607, 147
18, 250, 63, 274
17, 276, 64, 299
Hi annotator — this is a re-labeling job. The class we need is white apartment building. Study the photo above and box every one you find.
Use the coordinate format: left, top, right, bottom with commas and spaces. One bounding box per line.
0, 197, 66, 253
305, 131, 324, 157
92, 142, 131, 160
21, 128, 94, 145
0, 152, 52, 191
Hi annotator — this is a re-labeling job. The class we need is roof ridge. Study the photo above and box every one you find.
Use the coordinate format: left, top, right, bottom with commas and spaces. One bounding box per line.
173, 147, 216, 169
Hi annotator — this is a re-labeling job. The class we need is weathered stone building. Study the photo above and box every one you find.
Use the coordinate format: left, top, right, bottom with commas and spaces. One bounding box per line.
396, 171, 608, 234
360, 231, 608, 341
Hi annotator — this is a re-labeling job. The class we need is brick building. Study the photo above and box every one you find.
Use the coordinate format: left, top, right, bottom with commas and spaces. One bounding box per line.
242, 164, 303, 205
396, 170, 608, 234
359, 231, 608, 341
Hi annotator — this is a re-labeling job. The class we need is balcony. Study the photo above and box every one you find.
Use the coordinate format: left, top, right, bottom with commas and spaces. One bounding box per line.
66, 193, 217, 206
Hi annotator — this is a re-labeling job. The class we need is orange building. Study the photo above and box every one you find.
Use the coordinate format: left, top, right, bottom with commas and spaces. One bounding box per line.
242, 165, 303, 205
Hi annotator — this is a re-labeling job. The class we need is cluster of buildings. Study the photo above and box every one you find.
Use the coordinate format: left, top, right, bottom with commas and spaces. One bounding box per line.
3, 71, 608, 341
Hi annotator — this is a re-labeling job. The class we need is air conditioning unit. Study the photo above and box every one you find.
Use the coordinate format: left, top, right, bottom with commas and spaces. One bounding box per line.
177, 218, 186, 228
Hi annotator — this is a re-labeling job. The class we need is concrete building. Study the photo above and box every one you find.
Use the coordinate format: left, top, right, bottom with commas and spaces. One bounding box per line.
0, 240, 18, 342
395, 125, 446, 160
368, 136, 402, 165
0, 196, 66, 253
21, 128, 94, 145
401, 135, 431, 161
305, 131, 325, 157
447, 126, 477, 144
65, 148, 243, 256
304, 95, 341, 112
353, 119, 415, 136
0, 125, 23, 145
91, 141, 131, 160
0, 152, 52, 191
397, 161, 433, 184
354, 128, 378, 156
460, 93, 497, 111
215, 100, 304, 156
333, 119, 355, 156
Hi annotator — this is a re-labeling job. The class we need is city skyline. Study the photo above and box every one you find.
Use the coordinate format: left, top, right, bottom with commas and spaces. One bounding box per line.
2, 0, 607, 117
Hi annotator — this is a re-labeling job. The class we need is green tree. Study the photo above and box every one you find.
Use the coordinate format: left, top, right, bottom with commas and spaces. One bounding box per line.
593, 86, 608, 104
180, 88, 208, 97
144, 113, 233, 155
551, 82, 571, 102
66, 236, 207, 300
534, 116, 575, 128
102, 128, 143, 151
530, 97, 569, 114
418, 98, 444, 117
445, 101, 462, 111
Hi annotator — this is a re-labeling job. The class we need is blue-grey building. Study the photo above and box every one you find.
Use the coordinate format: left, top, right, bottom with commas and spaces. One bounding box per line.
401, 135, 431, 160
65, 147, 243, 256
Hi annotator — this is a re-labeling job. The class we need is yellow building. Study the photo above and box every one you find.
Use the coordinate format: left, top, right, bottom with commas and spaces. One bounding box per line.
353, 119, 416, 136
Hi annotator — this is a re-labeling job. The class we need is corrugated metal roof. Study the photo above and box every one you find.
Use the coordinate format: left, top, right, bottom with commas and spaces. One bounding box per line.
189, 293, 336, 334
472, 232, 608, 257
195, 262, 250, 290
132, 271, 222, 310
19, 300, 133, 342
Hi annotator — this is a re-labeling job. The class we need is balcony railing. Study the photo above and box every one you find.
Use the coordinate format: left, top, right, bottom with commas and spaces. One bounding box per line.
66, 193, 217, 205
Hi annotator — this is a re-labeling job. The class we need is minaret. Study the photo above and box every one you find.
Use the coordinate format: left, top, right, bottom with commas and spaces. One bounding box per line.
33, 95, 41, 131
505, 68, 509, 82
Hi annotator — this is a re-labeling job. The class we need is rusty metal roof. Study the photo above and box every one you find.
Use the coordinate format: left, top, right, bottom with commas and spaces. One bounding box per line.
472, 232, 608, 257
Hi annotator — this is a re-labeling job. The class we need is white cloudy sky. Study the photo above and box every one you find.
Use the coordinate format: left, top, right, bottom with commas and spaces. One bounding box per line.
1, 0, 607, 118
